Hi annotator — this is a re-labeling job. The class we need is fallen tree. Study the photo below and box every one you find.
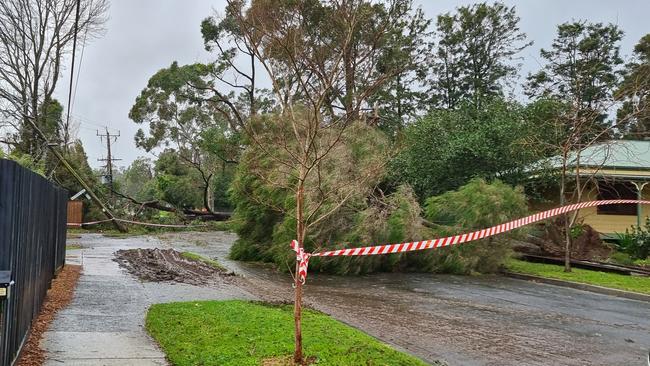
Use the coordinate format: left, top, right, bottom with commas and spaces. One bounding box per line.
111, 189, 231, 221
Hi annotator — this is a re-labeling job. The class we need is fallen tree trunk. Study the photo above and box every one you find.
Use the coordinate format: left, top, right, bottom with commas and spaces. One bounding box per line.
111, 189, 231, 221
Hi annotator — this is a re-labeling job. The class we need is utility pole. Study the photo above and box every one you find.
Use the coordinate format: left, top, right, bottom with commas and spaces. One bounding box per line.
24, 116, 126, 232
97, 128, 121, 201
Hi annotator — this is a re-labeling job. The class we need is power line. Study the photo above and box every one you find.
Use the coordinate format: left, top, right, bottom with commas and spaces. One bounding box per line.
24, 114, 126, 232
64, 0, 82, 147
71, 114, 120, 133
70, 28, 89, 113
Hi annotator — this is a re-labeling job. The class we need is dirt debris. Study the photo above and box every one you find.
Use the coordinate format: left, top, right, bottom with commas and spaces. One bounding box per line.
17, 264, 82, 366
114, 248, 234, 286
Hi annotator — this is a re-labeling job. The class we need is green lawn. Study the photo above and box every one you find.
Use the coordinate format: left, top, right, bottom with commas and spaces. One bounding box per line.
506, 258, 650, 295
146, 300, 432, 366
180, 251, 225, 270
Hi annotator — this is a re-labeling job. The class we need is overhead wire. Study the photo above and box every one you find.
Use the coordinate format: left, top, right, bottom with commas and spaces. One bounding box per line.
70, 27, 89, 114
64, 0, 82, 140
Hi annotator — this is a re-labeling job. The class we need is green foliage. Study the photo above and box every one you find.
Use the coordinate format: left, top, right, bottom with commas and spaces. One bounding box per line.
616, 219, 650, 260
635, 258, 650, 267
230, 113, 390, 272
506, 258, 650, 295
363, 1, 432, 134
129, 61, 241, 212
391, 98, 542, 199
0, 150, 45, 175
118, 157, 156, 202
49, 140, 101, 197
232, 175, 527, 275
146, 300, 433, 366
152, 150, 202, 209
243, 0, 431, 125
427, 2, 530, 109
425, 179, 528, 229
15, 98, 64, 158
617, 33, 650, 137
423, 179, 528, 274
526, 21, 623, 131
228, 140, 286, 261
312, 184, 428, 275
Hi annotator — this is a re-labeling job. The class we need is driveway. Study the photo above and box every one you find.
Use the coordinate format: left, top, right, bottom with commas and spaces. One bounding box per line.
45, 232, 650, 365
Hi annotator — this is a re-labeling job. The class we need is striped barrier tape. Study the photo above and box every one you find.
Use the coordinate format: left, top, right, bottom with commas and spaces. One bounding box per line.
291, 199, 650, 283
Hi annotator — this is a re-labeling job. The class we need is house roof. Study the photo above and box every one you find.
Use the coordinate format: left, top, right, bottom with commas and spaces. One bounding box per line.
546, 140, 650, 172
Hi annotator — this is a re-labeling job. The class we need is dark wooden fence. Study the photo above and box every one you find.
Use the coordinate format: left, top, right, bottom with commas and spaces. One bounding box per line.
0, 159, 67, 366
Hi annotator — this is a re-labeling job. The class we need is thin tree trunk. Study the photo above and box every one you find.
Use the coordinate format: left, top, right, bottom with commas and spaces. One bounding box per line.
560, 149, 572, 272
561, 215, 572, 272
294, 171, 306, 364
293, 271, 303, 364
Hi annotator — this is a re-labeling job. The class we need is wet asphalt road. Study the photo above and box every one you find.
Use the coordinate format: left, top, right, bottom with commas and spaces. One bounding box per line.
66, 232, 650, 366
158, 231, 650, 366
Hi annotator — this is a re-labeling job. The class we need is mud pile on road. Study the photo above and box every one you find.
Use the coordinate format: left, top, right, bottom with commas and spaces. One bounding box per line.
114, 248, 234, 286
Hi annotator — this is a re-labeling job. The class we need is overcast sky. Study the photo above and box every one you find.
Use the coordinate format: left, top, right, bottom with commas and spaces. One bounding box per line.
53, 0, 650, 169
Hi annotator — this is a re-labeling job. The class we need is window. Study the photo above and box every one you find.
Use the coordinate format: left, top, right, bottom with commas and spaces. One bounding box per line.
596, 181, 637, 215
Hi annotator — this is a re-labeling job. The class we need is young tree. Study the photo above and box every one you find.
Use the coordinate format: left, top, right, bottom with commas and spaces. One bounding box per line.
427, 2, 530, 110
0, 0, 108, 155
228, 1, 419, 361
526, 21, 627, 271
129, 1, 428, 360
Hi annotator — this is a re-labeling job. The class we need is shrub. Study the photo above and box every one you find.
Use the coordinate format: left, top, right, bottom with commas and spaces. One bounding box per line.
616, 219, 650, 260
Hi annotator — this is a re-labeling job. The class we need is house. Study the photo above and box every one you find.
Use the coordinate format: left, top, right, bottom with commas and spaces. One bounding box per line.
534, 140, 650, 236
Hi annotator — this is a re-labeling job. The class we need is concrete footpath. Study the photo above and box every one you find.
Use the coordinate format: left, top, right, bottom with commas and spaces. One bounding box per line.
42, 234, 252, 365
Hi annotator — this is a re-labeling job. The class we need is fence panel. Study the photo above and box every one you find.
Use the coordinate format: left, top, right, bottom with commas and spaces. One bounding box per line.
66, 201, 83, 225
0, 159, 67, 366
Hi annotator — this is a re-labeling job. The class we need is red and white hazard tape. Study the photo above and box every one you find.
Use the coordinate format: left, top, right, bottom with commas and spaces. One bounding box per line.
291, 199, 650, 283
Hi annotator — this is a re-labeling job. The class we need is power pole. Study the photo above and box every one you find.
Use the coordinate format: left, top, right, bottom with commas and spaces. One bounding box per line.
97, 128, 121, 201
24, 116, 126, 232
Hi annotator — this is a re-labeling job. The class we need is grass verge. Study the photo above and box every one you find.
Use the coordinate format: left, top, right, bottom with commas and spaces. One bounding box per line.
146, 300, 431, 366
66, 243, 82, 250
180, 251, 225, 270
506, 258, 650, 295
